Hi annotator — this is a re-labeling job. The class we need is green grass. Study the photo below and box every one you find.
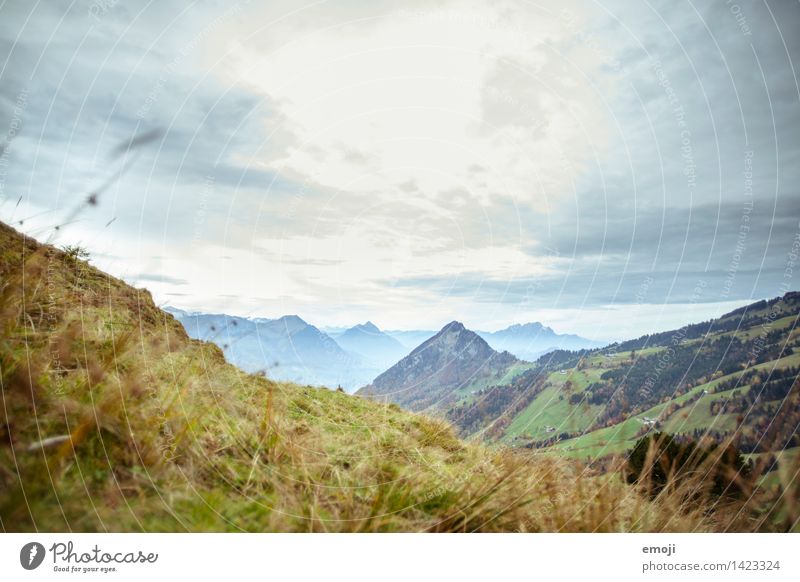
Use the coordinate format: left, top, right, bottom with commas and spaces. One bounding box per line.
497, 362, 537, 384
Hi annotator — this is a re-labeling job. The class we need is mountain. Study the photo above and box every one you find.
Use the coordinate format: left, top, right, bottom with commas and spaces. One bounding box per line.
164, 308, 257, 344
444, 294, 800, 459
357, 321, 522, 411
478, 322, 604, 360
334, 321, 407, 367
167, 309, 368, 389
166, 311, 418, 390
383, 329, 437, 349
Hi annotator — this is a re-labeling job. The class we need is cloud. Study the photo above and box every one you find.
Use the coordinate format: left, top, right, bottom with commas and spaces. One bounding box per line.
215, 0, 615, 204
1, 0, 798, 337
127, 273, 189, 285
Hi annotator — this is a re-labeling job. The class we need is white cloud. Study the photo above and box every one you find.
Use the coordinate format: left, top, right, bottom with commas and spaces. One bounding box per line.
173, 0, 621, 327
214, 0, 613, 205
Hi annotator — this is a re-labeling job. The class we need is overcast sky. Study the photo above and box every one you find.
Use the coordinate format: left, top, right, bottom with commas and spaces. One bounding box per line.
1, 0, 798, 340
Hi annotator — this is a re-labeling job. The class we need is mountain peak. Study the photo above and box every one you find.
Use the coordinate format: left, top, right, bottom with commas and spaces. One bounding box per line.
505, 322, 552, 334
359, 319, 518, 411
477, 321, 601, 361
441, 321, 466, 333
335, 321, 406, 365
274, 314, 309, 335
342, 321, 382, 335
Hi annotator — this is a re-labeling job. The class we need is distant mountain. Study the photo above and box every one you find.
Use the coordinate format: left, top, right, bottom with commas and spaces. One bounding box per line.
334, 321, 407, 368
165, 308, 258, 346
383, 329, 437, 349
357, 321, 520, 411
166, 309, 368, 389
478, 322, 604, 360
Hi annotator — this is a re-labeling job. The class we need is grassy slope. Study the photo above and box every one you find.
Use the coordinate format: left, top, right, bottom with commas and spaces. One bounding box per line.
451, 362, 536, 404
495, 293, 798, 455
503, 369, 605, 441
1, 222, 732, 532
547, 353, 800, 459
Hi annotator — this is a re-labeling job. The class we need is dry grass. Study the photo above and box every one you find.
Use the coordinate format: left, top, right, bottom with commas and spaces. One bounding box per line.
0, 221, 793, 532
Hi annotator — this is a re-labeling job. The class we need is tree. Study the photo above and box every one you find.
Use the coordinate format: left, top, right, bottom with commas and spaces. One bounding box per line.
62, 244, 90, 262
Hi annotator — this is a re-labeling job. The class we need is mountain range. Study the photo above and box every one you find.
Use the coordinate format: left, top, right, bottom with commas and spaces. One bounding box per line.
381, 324, 603, 357
168, 308, 600, 391
166, 308, 367, 389
477, 322, 604, 360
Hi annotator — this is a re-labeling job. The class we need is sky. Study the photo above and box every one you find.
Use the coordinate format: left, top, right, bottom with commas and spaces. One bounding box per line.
1, 0, 798, 341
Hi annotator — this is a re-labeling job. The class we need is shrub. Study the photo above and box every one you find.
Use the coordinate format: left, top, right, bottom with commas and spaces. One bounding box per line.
626, 432, 750, 500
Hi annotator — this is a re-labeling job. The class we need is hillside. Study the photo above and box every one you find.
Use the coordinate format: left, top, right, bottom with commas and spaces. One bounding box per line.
526, 295, 800, 460
5, 220, 768, 532
454, 295, 800, 462
357, 322, 523, 412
